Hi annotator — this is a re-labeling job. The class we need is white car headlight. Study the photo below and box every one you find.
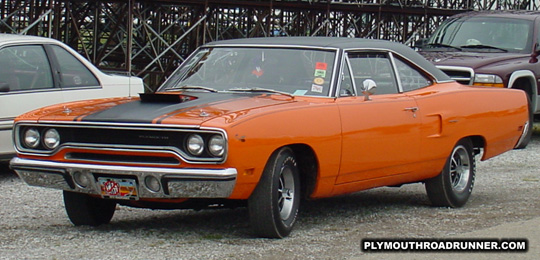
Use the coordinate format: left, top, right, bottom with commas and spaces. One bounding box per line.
208, 135, 225, 157
24, 128, 40, 148
473, 74, 504, 87
43, 128, 60, 150
186, 134, 204, 156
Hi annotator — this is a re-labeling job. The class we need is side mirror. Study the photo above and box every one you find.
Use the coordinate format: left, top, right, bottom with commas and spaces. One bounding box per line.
0, 82, 9, 92
531, 43, 540, 63
359, 79, 377, 101
414, 38, 429, 49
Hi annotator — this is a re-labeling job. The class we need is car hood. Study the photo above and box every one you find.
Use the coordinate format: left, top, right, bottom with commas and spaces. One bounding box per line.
419, 50, 529, 69
17, 92, 299, 127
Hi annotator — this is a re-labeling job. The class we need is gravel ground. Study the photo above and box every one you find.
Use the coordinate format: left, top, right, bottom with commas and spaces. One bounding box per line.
1, 132, 540, 259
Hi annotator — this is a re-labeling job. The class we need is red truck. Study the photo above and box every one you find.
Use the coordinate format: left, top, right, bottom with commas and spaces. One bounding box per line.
418, 10, 540, 148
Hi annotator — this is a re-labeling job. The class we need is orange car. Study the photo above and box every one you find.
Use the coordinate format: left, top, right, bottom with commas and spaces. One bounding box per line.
10, 37, 529, 238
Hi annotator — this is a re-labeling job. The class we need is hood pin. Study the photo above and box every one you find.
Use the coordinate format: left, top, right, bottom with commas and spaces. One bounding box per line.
199, 111, 210, 117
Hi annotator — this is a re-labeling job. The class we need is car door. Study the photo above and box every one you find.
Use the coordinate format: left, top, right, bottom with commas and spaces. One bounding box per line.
336, 51, 422, 184
0, 44, 60, 157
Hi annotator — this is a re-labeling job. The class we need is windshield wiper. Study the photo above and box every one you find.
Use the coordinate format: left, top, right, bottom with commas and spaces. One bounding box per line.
426, 43, 462, 51
167, 85, 218, 92
228, 87, 293, 97
460, 44, 508, 52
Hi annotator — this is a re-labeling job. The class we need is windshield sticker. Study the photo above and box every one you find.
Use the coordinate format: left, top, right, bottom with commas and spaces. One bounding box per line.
315, 62, 328, 70
293, 90, 308, 96
311, 84, 323, 93
73, 76, 82, 85
313, 77, 325, 85
252, 66, 264, 77
314, 69, 326, 78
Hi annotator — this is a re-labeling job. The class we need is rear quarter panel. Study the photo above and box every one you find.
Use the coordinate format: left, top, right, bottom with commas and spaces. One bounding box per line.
409, 82, 528, 177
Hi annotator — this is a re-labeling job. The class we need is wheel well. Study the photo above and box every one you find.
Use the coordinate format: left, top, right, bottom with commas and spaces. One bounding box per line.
289, 144, 318, 199
466, 135, 485, 156
511, 77, 534, 103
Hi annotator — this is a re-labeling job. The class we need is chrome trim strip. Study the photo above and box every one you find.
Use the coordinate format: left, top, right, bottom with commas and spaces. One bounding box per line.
15, 120, 201, 130
436, 65, 475, 85
204, 43, 340, 51
515, 121, 530, 149
0, 118, 14, 131
388, 52, 404, 93
10, 157, 237, 198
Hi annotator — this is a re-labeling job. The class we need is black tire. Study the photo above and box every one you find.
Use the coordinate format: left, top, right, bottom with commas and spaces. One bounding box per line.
63, 191, 116, 226
248, 147, 301, 238
425, 139, 475, 208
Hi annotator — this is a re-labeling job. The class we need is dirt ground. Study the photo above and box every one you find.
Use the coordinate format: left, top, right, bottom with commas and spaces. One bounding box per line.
1, 133, 539, 259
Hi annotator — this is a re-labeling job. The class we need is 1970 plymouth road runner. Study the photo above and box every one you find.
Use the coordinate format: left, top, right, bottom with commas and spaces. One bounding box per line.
10, 37, 529, 238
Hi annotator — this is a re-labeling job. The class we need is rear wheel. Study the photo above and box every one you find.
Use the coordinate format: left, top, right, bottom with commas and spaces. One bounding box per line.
63, 191, 116, 226
248, 147, 300, 238
425, 139, 475, 207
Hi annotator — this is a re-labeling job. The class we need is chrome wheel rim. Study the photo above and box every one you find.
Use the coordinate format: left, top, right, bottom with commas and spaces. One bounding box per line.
278, 166, 295, 220
450, 145, 471, 192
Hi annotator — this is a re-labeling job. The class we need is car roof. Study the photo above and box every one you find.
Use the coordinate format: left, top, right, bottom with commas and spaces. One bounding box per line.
0, 33, 60, 45
451, 10, 540, 21
204, 37, 452, 83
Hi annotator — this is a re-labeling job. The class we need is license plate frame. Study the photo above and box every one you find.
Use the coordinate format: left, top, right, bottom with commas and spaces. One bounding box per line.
98, 177, 138, 200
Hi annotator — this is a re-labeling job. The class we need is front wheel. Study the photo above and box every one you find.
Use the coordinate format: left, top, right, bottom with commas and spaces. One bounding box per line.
248, 147, 301, 238
425, 139, 475, 208
63, 191, 117, 226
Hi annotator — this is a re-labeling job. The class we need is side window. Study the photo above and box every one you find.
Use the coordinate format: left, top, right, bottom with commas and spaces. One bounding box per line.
347, 52, 398, 95
0, 45, 54, 91
394, 57, 432, 92
49, 45, 99, 88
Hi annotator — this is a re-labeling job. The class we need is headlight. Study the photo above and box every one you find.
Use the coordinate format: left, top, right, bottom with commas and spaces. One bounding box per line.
23, 128, 40, 148
473, 74, 504, 87
208, 135, 225, 157
43, 128, 60, 150
186, 134, 204, 156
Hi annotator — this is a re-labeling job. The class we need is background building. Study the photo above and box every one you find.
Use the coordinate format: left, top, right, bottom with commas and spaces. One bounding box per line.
1, 0, 538, 90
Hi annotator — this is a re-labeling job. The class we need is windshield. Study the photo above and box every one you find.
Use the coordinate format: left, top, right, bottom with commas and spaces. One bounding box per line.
427, 16, 533, 53
159, 47, 337, 96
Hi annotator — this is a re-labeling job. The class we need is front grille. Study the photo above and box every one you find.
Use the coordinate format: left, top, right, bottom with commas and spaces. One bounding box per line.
437, 66, 473, 85
14, 123, 226, 164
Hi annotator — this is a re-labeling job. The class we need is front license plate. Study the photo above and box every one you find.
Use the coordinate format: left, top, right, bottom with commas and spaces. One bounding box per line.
98, 177, 138, 200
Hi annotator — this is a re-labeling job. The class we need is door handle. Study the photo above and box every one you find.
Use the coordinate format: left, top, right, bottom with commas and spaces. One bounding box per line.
404, 107, 418, 112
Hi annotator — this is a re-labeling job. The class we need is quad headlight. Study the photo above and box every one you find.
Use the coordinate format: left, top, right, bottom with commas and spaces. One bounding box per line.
186, 134, 205, 156
21, 127, 61, 150
43, 129, 60, 150
23, 128, 40, 148
208, 135, 225, 157
185, 133, 226, 158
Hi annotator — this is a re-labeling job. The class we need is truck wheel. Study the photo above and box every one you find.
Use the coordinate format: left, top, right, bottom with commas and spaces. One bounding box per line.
248, 147, 300, 238
425, 139, 475, 208
63, 191, 116, 226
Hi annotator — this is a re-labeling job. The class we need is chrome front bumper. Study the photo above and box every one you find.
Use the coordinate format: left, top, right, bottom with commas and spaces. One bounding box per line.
10, 157, 237, 199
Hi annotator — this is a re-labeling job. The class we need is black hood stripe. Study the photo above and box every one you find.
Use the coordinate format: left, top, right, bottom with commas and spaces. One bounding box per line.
80, 93, 253, 123
155, 96, 252, 124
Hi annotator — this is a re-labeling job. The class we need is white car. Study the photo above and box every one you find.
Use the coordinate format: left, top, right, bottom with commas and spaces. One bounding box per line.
0, 34, 144, 160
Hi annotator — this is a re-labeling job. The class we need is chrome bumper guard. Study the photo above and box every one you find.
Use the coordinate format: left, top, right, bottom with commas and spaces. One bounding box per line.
514, 121, 530, 149
10, 157, 237, 199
